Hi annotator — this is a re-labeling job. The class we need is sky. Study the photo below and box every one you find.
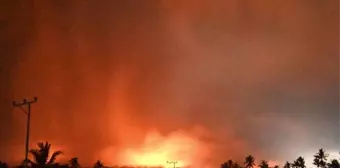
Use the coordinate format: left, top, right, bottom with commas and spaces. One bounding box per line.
0, 0, 339, 167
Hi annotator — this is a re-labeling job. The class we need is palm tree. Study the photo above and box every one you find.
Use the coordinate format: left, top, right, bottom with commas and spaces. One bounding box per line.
313, 149, 328, 168
327, 159, 340, 168
292, 157, 306, 168
245, 155, 255, 168
283, 162, 291, 168
69, 157, 81, 168
94, 160, 104, 168
29, 141, 62, 167
258, 160, 269, 168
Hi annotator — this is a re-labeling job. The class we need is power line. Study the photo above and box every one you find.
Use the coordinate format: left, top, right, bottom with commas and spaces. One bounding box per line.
13, 97, 38, 168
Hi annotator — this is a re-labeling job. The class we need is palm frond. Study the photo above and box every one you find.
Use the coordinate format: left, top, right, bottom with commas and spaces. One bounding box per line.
47, 151, 62, 164
29, 149, 41, 164
37, 142, 45, 149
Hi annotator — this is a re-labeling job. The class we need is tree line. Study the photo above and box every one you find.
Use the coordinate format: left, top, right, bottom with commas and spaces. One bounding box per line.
222, 149, 339, 168
0, 142, 339, 168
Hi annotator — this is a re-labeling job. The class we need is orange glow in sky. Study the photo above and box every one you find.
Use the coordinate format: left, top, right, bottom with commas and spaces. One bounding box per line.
102, 129, 212, 168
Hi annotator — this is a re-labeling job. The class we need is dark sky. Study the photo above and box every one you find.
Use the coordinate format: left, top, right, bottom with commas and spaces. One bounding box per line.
0, 0, 339, 167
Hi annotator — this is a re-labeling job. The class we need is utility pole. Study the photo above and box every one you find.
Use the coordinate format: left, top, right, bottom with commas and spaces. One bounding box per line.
167, 161, 178, 168
13, 97, 38, 168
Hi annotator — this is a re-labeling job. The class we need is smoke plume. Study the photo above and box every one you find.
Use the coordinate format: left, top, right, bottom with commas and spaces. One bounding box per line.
0, 0, 338, 167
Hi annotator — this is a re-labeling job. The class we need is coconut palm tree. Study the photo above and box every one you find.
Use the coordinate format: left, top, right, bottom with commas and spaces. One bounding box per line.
327, 159, 340, 168
245, 155, 255, 168
29, 141, 62, 168
69, 157, 81, 168
258, 160, 269, 168
313, 149, 328, 168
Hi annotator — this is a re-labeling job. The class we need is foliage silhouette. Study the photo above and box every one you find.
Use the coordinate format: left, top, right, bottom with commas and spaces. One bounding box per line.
28, 141, 62, 168
245, 155, 255, 168
54, 163, 69, 168
94, 160, 104, 168
222, 160, 234, 168
314, 149, 329, 168
258, 160, 269, 168
3, 141, 340, 168
0, 161, 8, 168
234, 162, 242, 168
221, 161, 229, 168
69, 157, 81, 168
293, 157, 306, 168
284, 162, 291, 168
15, 160, 29, 168
327, 159, 340, 168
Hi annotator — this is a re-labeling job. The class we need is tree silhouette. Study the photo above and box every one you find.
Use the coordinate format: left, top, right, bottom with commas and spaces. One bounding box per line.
69, 157, 81, 168
258, 160, 269, 168
29, 141, 62, 167
54, 163, 69, 168
0, 161, 8, 168
313, 149, 328, 168
233, 162, 242, 168
327, 159, 340, 168
221, 162, 229, 168
222, 163, 228, 168
227, 160, 234, 168
16, 159, 29, 168
292, 157, 306, 168
94, 160, 104, 168
283, 162, 291, 168
221, 160, 233, 168
245, 155, 255, 168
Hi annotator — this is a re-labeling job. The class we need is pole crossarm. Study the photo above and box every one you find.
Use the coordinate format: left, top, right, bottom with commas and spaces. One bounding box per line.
12, 97, 38, 168
13, 97, 38, 106
167, 161, 178, 168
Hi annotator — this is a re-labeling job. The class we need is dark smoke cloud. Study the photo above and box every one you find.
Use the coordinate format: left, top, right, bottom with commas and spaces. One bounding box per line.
0, 0, 338, 166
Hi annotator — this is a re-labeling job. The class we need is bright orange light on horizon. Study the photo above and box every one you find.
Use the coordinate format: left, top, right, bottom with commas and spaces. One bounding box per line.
102, 129, 212, 168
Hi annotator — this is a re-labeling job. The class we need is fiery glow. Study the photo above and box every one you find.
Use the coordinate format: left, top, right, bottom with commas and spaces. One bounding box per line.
103, 129, 212, 168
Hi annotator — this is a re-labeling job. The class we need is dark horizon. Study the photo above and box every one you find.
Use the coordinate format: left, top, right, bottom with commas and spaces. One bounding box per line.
0, 144, 339, 168
0, 0, 339, 167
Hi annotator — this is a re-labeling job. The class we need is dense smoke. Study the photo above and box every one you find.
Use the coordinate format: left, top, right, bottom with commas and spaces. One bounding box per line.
0, 0, 338, 167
